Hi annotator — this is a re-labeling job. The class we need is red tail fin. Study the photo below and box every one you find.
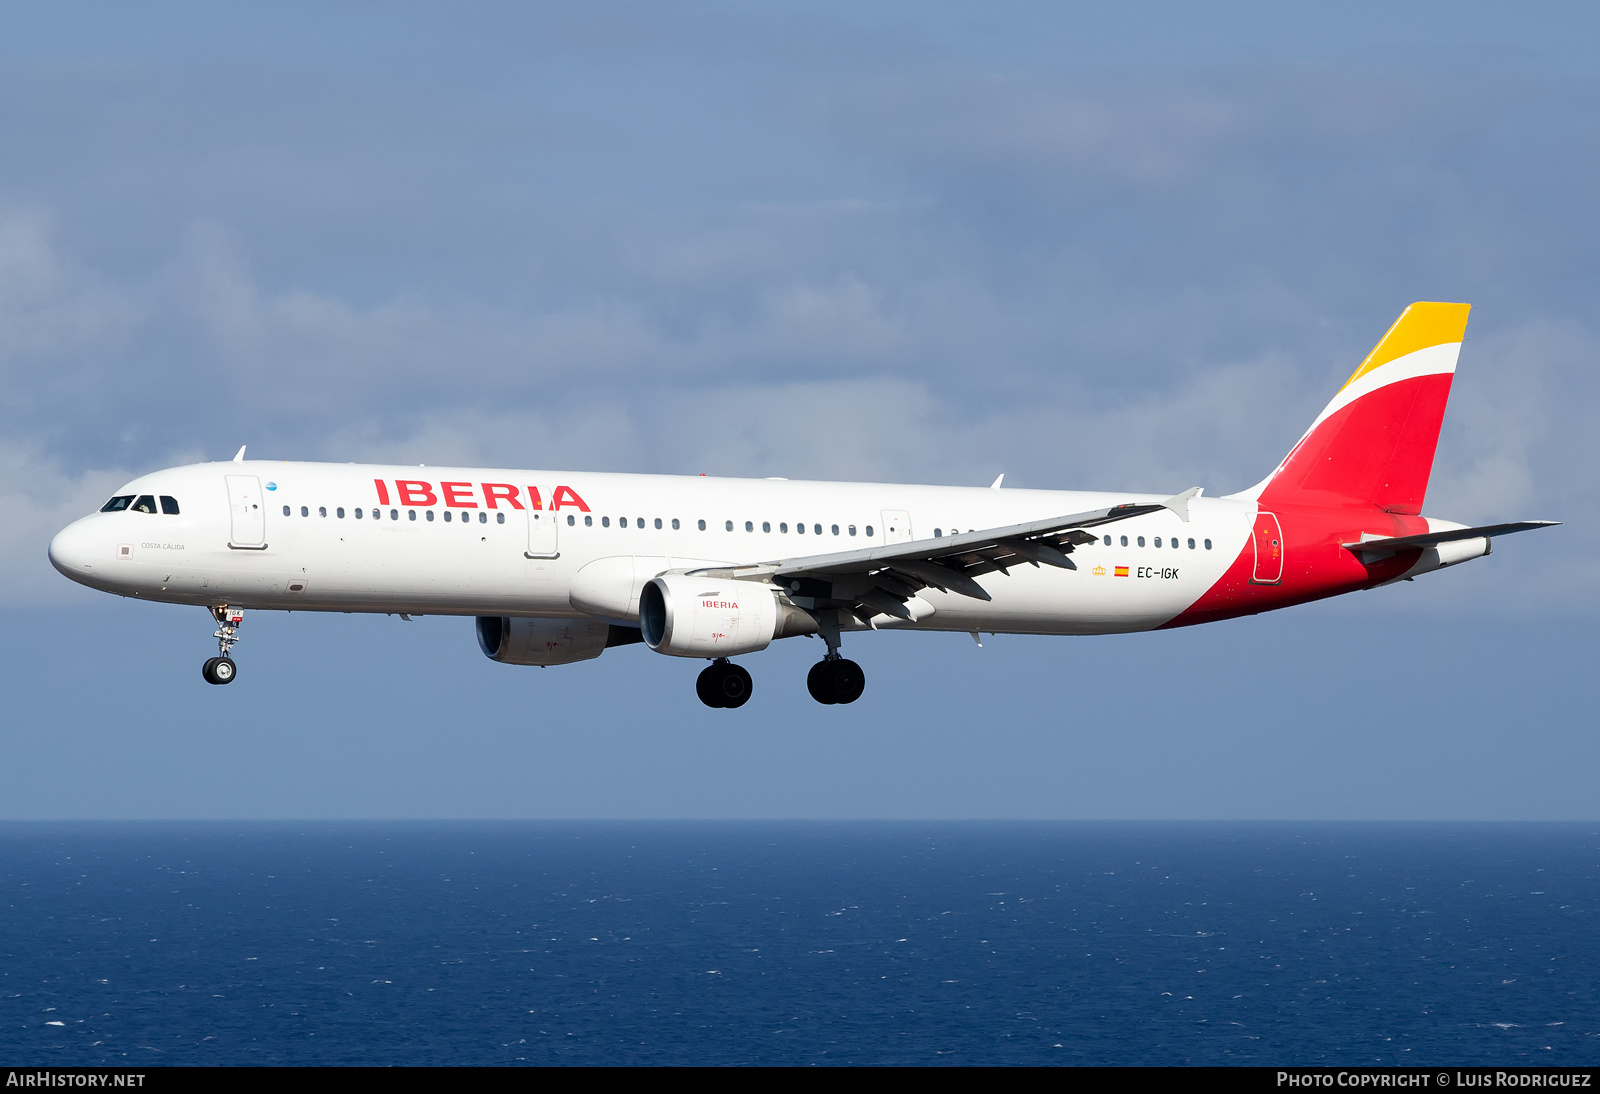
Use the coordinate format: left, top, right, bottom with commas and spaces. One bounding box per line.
1249, 302, 1470, 514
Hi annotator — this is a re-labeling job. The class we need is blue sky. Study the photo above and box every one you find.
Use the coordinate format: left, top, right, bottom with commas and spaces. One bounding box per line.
1, 2, 1595, 818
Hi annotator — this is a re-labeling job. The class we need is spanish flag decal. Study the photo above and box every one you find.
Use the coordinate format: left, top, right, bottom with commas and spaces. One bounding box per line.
1114, 565, 1129, 577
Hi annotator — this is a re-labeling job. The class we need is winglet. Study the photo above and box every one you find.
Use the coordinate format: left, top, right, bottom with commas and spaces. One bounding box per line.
990, 474, 1004, 490
1162, 486, 1202, 523
232, 445, 247, 463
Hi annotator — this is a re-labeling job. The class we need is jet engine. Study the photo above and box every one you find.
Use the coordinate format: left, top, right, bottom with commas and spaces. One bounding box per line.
475, 615, 612, 666
639, 575, 812, 658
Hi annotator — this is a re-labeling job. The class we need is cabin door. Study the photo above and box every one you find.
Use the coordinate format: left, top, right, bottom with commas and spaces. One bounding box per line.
1250, 511, 1283, 585
226, 475, 267, 549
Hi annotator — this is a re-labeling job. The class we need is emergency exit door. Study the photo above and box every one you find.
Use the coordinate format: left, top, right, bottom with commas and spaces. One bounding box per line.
526, 490, 559, 559
881, 510, 912, 544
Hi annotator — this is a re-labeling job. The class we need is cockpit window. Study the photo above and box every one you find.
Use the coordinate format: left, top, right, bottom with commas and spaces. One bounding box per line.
100, 495, 135, 512
131, 495, 158, 514
160, 496, 180, 515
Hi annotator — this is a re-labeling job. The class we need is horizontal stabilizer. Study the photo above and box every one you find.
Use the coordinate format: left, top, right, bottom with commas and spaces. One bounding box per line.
1342, 520, 1559, 553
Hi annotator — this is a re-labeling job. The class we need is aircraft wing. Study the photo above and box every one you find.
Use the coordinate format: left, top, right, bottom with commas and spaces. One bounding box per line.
686, 487, 1202, 625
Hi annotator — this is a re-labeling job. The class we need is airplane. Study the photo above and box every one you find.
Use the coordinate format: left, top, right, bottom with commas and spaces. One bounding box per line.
48, 302, 1555, 707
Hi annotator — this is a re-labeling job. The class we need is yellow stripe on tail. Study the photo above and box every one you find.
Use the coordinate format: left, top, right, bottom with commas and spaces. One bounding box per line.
1341, 301, 1471, 390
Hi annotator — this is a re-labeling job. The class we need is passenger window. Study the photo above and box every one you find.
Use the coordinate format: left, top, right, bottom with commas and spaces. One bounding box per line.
849, 525, 856, 536
1103, 535, 1111, 546
301, 506, 309, 517
443, 510, 452, 522
725, 520, 733, 531
762, 521, 770, 533
569, 515, 577, 526
1120, 535, 1128, 546
671, 518, 680, 530
780, 522, 788, 533
391, 509, 399, 520
1204, 539, 1212, 549
1137, 536, 1145, 547
814, 524, 822, 535
160, 496, 180, 515
866, 526, 874, 537
831, 524, 839, 535
745, 521, 753, 532
797, 522, 805, 534
319, 506, 328, 518
1186, 538, 1195, 549
602, 516, 610, 527
477, 512, 486, 523
1154, 537, 1162, 547
1172, 538, 1179, 549
584, 515, 592, 527
934, 528, 942, 538
100, 495, 136, 512
355, 508, 363, 519
337, 507, 345, 519
426, 510, 435, 522
408, 510, 417, 521
697, 519, 705, 530
655, 518, 663, 529
497, 513, 505, 524
283, 505, 292, 517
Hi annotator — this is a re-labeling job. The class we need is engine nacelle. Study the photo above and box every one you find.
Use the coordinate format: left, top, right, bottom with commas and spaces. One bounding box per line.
476, 616, 611, 666
640, 575, 810, 658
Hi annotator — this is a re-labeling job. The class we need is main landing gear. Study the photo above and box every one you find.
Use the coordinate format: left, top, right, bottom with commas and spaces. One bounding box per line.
693, 634, 867, 709
697, 659, 753, 708
807, 656, 865, 705
807, 622, 864, 705
202, 606, 243, 686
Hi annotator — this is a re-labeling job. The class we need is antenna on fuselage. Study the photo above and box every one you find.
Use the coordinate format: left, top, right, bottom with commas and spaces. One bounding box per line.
232, 445, 247, 462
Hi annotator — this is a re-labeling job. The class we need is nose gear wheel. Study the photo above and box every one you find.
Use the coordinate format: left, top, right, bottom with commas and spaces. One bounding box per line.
203, 606, 244, 686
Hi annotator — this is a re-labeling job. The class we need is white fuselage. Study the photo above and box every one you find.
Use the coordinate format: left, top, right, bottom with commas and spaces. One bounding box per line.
49, 460, 1257, 635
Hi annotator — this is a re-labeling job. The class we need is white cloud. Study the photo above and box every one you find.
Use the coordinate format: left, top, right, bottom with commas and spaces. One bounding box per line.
0, 54, 1595, 618
0, 444, 145, 605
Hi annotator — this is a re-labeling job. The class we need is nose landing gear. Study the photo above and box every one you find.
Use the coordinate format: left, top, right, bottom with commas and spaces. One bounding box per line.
203, 606, 243, 686
697, 659, 753, 708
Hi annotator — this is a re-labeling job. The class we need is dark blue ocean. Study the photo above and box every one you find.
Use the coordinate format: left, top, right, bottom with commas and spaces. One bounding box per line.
1, 823, 1597, 1066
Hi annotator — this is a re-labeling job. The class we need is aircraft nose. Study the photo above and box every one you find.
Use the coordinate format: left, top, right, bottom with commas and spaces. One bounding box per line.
48, 517, 103, 579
